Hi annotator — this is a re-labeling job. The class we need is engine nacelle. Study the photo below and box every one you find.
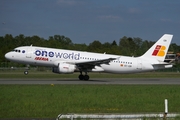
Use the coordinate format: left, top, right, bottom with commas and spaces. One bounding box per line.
52, 62, 75, 74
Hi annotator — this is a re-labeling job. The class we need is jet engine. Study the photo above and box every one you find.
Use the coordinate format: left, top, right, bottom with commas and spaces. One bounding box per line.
52, 62, 75, 74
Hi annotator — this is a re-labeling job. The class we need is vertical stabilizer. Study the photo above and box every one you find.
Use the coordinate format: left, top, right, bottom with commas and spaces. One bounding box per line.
141, 34, 173, 62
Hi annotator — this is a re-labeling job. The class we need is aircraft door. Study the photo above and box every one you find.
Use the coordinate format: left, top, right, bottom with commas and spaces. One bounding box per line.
137, 59, 142, 70
26, 47, 32, 58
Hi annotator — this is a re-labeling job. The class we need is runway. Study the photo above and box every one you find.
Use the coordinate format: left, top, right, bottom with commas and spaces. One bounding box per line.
0, 78, 180, 84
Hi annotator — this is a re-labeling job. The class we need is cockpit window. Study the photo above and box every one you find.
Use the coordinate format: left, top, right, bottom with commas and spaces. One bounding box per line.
13, 49, 21, 53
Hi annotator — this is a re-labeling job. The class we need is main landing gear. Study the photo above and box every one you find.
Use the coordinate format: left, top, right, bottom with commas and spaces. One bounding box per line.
78, 71, 90, 80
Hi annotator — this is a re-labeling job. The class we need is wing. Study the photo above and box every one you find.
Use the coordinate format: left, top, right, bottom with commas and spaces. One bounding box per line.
75, 58, 117, 71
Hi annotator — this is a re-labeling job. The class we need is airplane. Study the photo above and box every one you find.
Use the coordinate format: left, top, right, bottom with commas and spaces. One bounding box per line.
5, 34, 173, 80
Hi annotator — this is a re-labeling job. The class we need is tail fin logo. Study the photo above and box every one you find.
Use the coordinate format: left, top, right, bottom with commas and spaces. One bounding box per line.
152, 45, 166, 57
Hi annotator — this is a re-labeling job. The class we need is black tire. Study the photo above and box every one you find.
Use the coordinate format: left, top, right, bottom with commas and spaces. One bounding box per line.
78, 74, 84, 80
24, 71, 28, 75
84, 75, 89, 80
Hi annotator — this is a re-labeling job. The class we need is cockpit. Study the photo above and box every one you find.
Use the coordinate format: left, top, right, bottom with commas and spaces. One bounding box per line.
5, 47, 27, 62
12, 49, 26, 53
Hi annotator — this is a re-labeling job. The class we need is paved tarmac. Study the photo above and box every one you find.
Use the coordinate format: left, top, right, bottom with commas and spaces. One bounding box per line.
0, 78, 180, 84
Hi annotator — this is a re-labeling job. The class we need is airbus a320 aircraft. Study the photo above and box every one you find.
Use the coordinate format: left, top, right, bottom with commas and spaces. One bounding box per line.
5, 34, 173, 80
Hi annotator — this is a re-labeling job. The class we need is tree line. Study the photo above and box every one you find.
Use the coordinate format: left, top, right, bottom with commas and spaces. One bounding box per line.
0, 34, 180, 67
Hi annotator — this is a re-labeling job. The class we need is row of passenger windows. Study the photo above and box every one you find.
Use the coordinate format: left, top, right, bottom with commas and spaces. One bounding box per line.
113, 61, 133, 64
80, 57, 99, 61
79, 57, 132, 64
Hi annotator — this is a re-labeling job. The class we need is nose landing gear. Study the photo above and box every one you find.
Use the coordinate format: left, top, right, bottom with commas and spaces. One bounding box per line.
24, 71, 28, 75
24, 65, 29, 75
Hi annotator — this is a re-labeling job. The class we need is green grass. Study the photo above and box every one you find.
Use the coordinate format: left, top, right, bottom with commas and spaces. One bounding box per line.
1, 85, 180, 118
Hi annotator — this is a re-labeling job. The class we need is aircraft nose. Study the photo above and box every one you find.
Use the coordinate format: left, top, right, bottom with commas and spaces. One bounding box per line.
5, 52, 13, 60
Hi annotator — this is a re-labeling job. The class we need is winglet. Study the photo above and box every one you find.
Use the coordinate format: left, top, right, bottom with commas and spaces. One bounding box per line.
141, 34, 173, 62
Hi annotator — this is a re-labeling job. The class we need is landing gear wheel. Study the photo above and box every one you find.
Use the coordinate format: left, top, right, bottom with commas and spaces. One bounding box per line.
78, 71, 90, 80
78, 74, 90, 80
84, 75, 89, 80
79, 74, 84, 80
24, 71, 28, 75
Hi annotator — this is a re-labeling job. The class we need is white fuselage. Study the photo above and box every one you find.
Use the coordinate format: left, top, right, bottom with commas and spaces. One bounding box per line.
5, 46, 159, 73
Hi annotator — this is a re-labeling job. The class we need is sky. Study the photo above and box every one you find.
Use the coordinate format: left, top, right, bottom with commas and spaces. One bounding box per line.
0, 0, 180, 45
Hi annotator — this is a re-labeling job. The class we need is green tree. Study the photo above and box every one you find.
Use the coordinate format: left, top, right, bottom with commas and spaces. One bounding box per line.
169, 43, 180, 53
140, 40, 149, 55
119, 36, 136, 56
71, 43, 88, 51
133, 37, 143, 56
87, 40, 103, 53
111, 40, 117, 46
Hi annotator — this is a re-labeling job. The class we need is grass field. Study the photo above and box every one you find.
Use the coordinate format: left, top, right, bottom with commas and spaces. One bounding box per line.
1, 85, 180, 118
0, 71, 180, 119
